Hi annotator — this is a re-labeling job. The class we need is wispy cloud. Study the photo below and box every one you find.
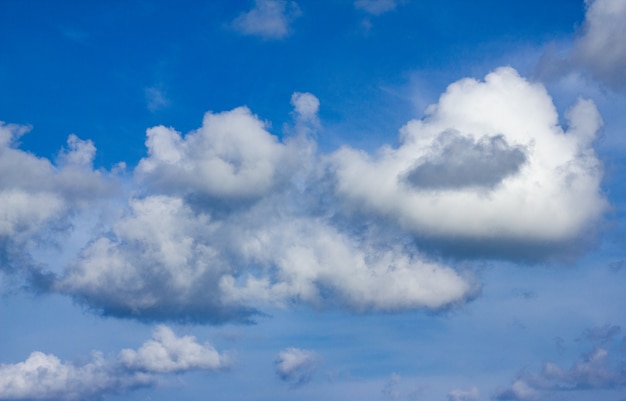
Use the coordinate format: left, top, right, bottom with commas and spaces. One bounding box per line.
145, 86, 169, 112
354, 0, 399, 15
495, 325, 626, 400
232, 0, 301, 40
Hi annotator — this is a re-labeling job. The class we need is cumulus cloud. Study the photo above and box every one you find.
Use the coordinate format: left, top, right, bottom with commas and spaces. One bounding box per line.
135, 107, 288, 201
275, 347, 318, 385
0, 122, 117, 289
232, 0, 301, 40
8, 67, 603, 323
0, 123, 113, 239
574, 0, 626, 89
119, 325, 231, 373
330, 67, 606, 258
51, 93, 473, 322
354, 0, 398, 15
496, 325, 626, 400
0, 326, 227, 401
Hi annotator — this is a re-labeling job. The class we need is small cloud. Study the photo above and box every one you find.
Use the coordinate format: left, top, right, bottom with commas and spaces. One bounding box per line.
275, 347, 318, 386
119, 325, 231, 373
145, 86, 169, 112
232, 0, 301, 40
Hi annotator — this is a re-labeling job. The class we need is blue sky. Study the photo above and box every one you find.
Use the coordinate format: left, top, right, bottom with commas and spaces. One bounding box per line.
1, 1, 626, 400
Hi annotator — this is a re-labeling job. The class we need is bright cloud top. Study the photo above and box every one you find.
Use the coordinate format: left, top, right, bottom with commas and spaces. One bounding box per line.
0, 326, 229, 401
331, 67, 606, 249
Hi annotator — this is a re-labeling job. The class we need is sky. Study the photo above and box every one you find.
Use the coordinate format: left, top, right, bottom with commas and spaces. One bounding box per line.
1, 0, 626, 400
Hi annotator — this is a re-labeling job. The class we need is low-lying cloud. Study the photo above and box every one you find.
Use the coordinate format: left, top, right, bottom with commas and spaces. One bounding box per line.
0, 326, 229, 401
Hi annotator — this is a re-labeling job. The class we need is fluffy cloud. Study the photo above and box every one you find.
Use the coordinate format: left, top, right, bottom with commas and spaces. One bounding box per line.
330, 67, 606, 257
275, 347, 318, 385
56, 195, 472, 322
0, 326, 227, 401
119, 325, 230, 373
53, 94, 473, 322
55, 195, 249, 323
220, 216, 473, 311
232, 0, 301, 40
0, 123, 114, 240
496, 326, 626, 400
8, 67, 603, 323
135, 107, 288, 201
574, 0, 626, 89
0, 122, 117, 289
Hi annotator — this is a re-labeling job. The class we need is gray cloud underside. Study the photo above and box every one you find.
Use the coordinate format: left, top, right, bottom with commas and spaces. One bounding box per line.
403, 131, 527, 190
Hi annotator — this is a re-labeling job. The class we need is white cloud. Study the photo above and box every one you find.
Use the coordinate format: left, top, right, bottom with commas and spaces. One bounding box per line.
119, 325, 230, 373
355, 0, 398, 15
275, 347, 318, 385
291, 91, 320, 126
0, 326, 226, 401
136, 107, 288, 200
330, 67, 606, 255
0, 122, 117, 288
574, 0, 626, 89
232, 0, 301, 40
220, 216, 473, 311
54, 94, 473, 322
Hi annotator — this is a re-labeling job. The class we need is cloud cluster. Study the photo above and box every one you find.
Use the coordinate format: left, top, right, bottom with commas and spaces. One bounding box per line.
1, 67, 608, 323
331, 67, 606, 257
42, 90, 474, 322
275, 347, 318, 385
0, 326, 228, 401
232, 0, 301, 40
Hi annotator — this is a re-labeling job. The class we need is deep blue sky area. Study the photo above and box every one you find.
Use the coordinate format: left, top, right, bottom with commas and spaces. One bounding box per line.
2, 1, 626, 401
1, 0, 585, 165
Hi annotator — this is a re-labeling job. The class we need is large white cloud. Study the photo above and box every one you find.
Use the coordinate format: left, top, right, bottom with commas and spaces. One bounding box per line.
56, 193, 472, 321
330, 67, 606, 251
0, 326, 228, 401
54, 94, 474, 321
574, 0, 626, 89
